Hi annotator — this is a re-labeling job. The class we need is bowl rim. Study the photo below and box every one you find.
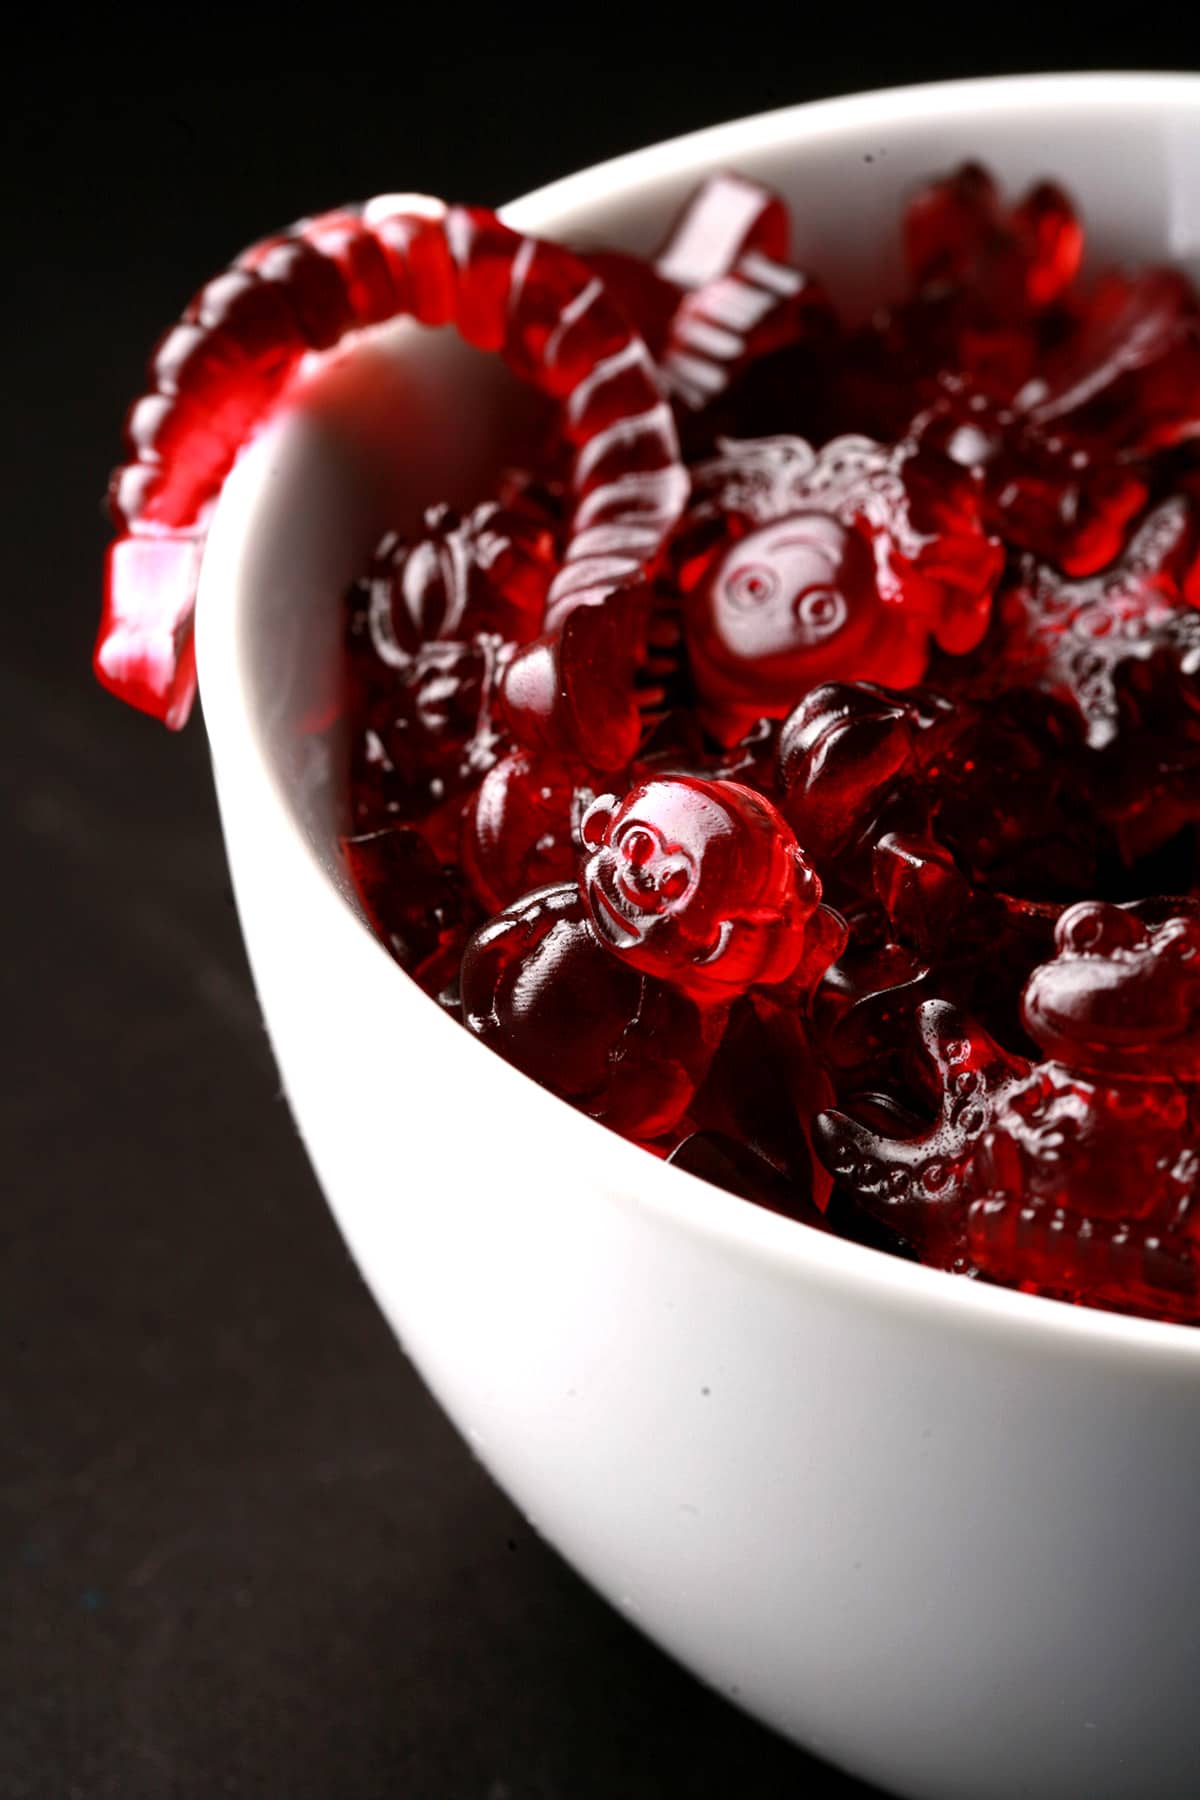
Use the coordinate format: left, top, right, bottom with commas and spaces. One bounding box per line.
198, 69, 1200, 1373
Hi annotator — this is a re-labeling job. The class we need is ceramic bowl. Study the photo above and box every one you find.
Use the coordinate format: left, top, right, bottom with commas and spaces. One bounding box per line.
195, 74, 1200, 1800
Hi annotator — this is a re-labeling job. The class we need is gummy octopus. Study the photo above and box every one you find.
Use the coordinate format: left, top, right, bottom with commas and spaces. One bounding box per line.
97, 162, 1200, 1325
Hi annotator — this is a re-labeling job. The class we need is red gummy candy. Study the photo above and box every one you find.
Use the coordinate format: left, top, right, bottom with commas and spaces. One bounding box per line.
1022, 898, 1200, 1083
994, 497, 1200, 750
912, 384, 1150, 576
1019, 266, 1200, 455
578, 775, 845, 999
967, 1195, 1200, 1323
499, 584, 664, 772
970, 1060, 1198, 1225
671, 434, 1001, 740
349, 632, 508, 851
460, 883, 723, 1140
99, 197, 688, 726
651, 172, 831, 413
460, 749, 595, 913
815, 999, 1034, 1261
363, 500, 557, 664
778, 680, 953, 866
904, 164, 1083, 315
340, 825, 470, 993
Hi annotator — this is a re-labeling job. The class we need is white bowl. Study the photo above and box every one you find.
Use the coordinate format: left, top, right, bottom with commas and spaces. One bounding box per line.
195, 75, 1200, 1800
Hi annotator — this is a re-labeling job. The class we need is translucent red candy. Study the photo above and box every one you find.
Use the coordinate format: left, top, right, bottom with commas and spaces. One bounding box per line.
578, 775, 846, 999
363, 500, 558, 662
651, 173, 833, 413
460, 883, 723, 1140
903, 163, 1083, 315
814, 1000, 1034, 1264
347, 632, 509, 857
97, 197, 686, 727
101, 158, 1200, 1325
1022, 899, 1200, 1082
461, 750, 595, 913
990, 497, 1200, 750
668, 433, 1001, 740
340, 825, 471, 993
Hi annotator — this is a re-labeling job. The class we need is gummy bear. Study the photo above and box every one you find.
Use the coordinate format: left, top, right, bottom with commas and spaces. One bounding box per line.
578, 775, 845, 999
460, 883, 724, 1140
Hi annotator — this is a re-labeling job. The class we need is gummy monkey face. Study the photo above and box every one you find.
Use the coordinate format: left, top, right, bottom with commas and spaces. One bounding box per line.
578, 775, 821, 996
686, 512, 897, 733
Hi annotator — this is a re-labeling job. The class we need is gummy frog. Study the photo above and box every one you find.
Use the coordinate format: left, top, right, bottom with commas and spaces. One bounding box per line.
1022, 898, 1200, 1083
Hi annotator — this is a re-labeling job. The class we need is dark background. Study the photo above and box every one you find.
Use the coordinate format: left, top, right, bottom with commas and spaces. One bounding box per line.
5, 16, 1199, 1798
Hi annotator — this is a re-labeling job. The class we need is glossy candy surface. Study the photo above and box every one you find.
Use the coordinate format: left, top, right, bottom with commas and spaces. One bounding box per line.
99, 163, 1200, 1323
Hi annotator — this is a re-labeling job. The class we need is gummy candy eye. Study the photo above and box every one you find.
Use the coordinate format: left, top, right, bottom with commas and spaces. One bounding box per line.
1159, 918, 1200, 962
726, 563, 779, 610
621, 827, 656, 867
1057, 900, 1143, 956
795, 586, 848, 639
660, 862, 691, 902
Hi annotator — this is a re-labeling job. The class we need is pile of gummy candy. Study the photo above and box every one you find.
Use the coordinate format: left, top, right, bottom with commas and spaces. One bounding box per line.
97, 165, 1200, 1324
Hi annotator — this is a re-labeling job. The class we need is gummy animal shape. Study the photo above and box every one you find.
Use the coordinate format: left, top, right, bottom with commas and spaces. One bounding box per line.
460, 883, 723, 1140
364, 500, 558, 665
814, 999, 1033, 1261
578, 775, 845, 998
1022, 898, 1200, 1083
998, 497, 1200, 749
461, 749, 595, 913
672, 434, 1001, 739
903, 163, 1083, 314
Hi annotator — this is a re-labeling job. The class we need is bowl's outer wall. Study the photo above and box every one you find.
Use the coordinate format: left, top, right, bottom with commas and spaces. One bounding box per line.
198, 79, 1200, 1800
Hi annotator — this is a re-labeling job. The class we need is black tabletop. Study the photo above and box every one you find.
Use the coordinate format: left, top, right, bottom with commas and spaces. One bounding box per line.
7, 16, 1197, 1797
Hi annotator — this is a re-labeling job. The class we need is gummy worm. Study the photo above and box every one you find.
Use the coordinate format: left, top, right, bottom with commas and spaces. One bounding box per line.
97, 197, 689, 728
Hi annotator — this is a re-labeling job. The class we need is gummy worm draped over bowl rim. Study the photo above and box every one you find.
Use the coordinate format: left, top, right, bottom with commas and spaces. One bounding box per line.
97, 194, 690, 728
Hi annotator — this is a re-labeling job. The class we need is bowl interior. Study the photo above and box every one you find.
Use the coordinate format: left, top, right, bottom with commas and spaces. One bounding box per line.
201, 73, 1200, 1353
226, 74, 1200, 891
